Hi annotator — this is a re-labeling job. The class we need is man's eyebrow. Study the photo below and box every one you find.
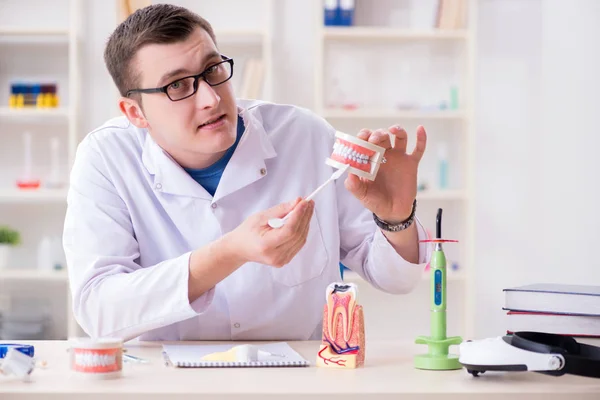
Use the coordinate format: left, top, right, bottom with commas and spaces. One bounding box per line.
158, 68, 192, 86
157, 51, 222, 86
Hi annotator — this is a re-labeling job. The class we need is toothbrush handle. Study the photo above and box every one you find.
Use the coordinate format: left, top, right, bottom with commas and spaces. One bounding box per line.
281, 177, 333, 222
304, 177, 333, 202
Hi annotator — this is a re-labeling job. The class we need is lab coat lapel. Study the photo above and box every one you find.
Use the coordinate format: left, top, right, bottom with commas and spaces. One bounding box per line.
141, 133, 212, 200
213, 108, 277, 202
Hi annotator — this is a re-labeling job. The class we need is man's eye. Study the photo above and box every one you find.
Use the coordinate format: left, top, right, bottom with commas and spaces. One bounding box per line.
169, 81, 182, 90
205, 65, 219, 75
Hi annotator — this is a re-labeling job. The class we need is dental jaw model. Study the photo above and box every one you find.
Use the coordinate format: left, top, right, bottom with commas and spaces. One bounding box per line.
326, 130, 387, 181
317, 283, 365, 369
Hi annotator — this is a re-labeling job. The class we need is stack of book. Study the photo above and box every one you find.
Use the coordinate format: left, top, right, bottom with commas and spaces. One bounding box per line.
503, 283, 600, 338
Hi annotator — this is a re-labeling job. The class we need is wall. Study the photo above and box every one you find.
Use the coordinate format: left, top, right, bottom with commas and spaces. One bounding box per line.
474, 0, 600, 338
2, 0, 599, 340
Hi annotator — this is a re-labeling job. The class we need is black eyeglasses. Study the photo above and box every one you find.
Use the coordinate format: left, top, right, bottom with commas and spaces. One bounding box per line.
126, 55, 234, 101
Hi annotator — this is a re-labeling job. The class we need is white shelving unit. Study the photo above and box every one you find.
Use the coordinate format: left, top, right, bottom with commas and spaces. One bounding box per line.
0, 107, 71, 119
0, 269, 68, 282
314, 0, 477, 339
0, 28, 71, 37
213, 21, 274, 102
322, 108, 466, 120
0, 0, 81, 340
322, 26, 469, 40
0, 188, 68, 204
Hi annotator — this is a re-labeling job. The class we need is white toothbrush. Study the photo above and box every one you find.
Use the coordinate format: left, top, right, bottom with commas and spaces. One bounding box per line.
268, 164, 350, 229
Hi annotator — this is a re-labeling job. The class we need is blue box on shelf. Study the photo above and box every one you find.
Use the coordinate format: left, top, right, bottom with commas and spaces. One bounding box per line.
324, 0, 339, 26
337, 0, 355, 26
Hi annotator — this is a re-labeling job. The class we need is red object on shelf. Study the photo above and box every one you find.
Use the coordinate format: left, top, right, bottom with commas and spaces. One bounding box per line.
16, 180, 41, 189
420, 239, 459, 243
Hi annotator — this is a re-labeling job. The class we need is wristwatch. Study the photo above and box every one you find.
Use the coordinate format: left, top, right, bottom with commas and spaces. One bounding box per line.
372, 199, 417, 232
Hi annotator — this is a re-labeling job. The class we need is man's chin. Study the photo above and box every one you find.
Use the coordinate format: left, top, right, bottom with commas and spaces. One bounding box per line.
192, 134, 237, 153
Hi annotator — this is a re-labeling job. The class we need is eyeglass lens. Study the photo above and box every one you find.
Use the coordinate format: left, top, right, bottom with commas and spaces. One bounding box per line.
166, 61, 232, 101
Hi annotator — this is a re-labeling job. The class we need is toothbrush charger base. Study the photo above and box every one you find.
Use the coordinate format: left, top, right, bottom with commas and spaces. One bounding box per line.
414, 335, 463, 370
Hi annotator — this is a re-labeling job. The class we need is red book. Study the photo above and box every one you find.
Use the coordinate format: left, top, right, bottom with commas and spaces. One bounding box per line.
506, 311, 600, 338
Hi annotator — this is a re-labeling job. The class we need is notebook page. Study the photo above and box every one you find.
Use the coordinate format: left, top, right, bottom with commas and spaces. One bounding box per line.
162, 342, 309, 367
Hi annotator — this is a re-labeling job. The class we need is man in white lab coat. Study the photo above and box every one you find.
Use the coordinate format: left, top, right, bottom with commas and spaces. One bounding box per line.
63, 4, 430, 341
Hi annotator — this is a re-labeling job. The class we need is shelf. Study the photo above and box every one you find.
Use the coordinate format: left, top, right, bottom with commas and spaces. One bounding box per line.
0, 27, 70, 36
0, 28, 70, 44
343, 270, 465, 284
322, 108, 466, 120
0, 107, 70, 120
323, 27, 468, 41
215, 29, 265, 43
417, 190, 466, 200
0, 188, 68, 203
0, 269, 68, 282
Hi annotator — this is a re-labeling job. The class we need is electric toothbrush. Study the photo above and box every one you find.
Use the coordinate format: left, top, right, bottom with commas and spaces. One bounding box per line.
414, 208, 462, 370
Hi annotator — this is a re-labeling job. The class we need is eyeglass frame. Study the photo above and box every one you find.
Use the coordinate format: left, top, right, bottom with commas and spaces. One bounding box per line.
125, 55, 234, 101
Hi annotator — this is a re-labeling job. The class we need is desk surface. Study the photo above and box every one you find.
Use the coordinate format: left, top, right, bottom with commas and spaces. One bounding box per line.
1, 340, 599, 399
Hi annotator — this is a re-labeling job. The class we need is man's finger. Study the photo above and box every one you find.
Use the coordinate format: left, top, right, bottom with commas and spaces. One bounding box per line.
411, 125, 427, 161
344, 173, 368, 202
263, 197, 301, 220
290, 201, 313, 249
388, 125, 408, 153
367, 129, 393, 149
357, 129, 371, 141
283, 204, 313, 262
274, 201, 313, 255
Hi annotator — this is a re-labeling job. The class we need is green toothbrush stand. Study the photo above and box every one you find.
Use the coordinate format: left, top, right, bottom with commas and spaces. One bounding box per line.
414, 208, 462, 370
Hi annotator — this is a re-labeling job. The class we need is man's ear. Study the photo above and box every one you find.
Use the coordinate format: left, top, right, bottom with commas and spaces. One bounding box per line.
119, 96, 149, 129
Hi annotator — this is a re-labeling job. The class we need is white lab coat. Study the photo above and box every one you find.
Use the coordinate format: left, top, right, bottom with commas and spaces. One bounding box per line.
63, 100, 430, 342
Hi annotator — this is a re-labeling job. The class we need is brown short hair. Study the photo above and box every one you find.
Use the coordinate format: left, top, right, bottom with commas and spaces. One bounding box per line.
104, 4, 216, 97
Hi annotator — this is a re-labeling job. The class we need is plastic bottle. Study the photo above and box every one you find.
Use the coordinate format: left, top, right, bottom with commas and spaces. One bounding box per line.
37, 236, 54, 271
324, 0, 338, 26
47, 137, 63, 188
338, 0, 355, 26
438, 143, 449, 190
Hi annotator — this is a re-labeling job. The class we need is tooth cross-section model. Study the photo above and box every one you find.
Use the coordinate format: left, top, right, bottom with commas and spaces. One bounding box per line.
317, 282, 365, 369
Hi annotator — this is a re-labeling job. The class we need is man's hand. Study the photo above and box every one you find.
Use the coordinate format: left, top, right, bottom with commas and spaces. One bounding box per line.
345, 125, 427, 223
232, 197, 315, 267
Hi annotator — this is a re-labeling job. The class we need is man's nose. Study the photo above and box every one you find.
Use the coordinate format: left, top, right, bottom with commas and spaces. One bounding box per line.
195, 79, 220, 109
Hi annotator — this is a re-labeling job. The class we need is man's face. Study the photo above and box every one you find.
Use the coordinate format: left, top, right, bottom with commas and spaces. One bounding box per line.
127, 28, 238, 169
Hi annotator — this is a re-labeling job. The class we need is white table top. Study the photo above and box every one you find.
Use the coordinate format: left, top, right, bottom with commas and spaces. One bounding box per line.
1, 340, 599, 399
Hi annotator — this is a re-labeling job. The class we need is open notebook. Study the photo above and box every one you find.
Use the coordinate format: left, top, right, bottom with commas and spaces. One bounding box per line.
162, 342, 310, 368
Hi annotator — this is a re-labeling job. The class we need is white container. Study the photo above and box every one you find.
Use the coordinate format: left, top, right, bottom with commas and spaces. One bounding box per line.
68, 337, 124, 379
0, 244, 11, 269
37, 236, 54, 271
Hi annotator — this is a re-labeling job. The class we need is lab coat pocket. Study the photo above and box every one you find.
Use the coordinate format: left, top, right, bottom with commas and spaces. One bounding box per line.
270, 214, 329, 287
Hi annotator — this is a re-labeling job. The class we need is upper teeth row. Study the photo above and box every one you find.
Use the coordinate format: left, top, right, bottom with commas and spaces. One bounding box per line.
75, 353, 117, 367
333, 143, 370, 163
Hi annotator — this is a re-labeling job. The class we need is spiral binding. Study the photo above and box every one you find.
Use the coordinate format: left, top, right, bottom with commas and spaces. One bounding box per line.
177, 360, 309, 368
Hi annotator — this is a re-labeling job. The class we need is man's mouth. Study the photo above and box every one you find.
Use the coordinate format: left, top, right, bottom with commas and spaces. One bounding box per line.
198, 114, 226, 129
